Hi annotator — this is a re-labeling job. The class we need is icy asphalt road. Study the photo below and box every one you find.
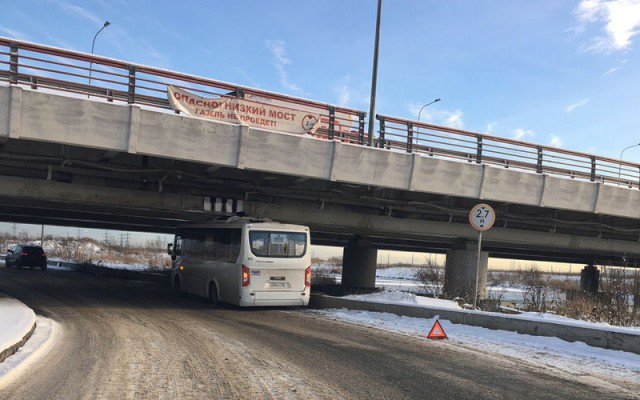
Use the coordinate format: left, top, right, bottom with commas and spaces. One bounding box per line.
0, 268, 635, 399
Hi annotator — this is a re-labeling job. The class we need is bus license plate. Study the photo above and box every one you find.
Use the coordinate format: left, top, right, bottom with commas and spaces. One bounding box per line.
267, 282, 289, 288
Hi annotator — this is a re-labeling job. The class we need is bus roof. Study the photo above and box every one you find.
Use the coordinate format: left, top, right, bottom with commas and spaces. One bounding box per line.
176, 217, 309, 231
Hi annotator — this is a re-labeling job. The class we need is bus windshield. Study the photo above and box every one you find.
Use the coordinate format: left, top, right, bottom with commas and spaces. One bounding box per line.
249, 231, 307, 258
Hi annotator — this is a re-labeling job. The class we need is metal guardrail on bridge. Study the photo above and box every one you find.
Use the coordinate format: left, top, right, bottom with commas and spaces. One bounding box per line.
376, 114, 640, 189
1, 37, 639, 190
0, 37, 366, 144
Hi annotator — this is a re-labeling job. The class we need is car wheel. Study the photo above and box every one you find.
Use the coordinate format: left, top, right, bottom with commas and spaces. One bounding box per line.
208, 282, 220, 305
4, 261, 10, 268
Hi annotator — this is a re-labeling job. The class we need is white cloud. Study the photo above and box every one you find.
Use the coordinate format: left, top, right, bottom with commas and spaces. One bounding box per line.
566, 97, 590, 112
605, 66, 622, 74
550, 134, 563, 147
575, 0, 640, 53
485, 122, 497, 134
445, 111, 464, 129
0, 26, 28, 40
52, 0, 103, 26
337, 84, 351, 106
265, 40, 304, 94
514, 128, 535, 141
334, 75, 352, 106
577, 0, 601, 23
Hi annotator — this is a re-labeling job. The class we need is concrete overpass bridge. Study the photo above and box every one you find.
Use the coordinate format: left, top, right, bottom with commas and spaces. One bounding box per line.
1, 37, 640, 298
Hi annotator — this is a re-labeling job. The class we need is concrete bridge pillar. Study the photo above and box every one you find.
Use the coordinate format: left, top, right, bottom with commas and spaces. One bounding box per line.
342, 236, 377, 288
580, 265, 599, 295
443, 240, 488, 301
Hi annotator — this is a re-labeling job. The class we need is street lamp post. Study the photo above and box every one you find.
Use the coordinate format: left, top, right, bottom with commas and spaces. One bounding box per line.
618, 142, 640, 180
367, 0, 382, 147
88, 21, 110, 91
620, 143, 640, 160
417, 98, 441, 121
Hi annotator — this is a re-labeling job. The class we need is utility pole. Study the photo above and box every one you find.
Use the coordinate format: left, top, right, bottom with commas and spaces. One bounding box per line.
367, 0, 383, 146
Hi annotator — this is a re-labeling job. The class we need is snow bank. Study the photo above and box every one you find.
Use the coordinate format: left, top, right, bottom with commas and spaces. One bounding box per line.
0, 296, 35, 359
343, 290, 461, 310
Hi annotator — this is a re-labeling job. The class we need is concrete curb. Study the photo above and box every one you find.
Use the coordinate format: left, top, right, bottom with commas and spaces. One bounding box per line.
0, 295, 37, 364
309, 295, 640, 355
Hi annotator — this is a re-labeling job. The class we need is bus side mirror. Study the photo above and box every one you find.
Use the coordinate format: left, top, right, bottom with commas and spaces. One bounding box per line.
168, 243, 179, 260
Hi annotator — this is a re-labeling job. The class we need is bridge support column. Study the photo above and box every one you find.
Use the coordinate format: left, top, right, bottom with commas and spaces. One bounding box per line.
342, 236, 377, 288
580, 265, 599, 295
443, 240, 488, 301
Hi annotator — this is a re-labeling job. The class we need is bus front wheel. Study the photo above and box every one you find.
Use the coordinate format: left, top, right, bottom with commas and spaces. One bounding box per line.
173, 276, 184, 296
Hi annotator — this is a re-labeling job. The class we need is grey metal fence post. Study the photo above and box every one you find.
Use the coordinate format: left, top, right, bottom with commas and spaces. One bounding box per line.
537, 146, 543, 173
328, 106, 336, 140
9, 42, 18, 84
358, 112, 366, 145
127, 65, 136, 104
377, 116, 385, 148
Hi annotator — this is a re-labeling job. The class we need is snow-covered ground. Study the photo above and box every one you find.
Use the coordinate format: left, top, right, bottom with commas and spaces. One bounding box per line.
0, 316, 57, 388
2, 260, 639, 390
310, 264, 640, 386
313, 290, 640, 387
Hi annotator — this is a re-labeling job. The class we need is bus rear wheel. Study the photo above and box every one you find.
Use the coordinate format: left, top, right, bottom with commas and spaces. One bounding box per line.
208, 283, 220, 305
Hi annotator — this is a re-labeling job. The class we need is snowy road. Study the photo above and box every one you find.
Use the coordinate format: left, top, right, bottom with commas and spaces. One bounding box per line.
0, 268, 635, 399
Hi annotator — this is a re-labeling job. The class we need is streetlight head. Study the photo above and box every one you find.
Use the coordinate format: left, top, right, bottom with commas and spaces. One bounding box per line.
103, 21, 110, 27
417, 98, 442, 121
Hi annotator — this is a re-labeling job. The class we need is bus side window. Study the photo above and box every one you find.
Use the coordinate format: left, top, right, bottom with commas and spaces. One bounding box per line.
228, 229, 241, 262
182, 237, 192, 257
204, 232, 215, 260
195, 230, 207, 258
211, 229, 226, 262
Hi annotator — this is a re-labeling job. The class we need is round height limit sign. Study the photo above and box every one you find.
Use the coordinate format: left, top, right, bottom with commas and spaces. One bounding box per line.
469, 203, 495, 231
469, 203, 495, 309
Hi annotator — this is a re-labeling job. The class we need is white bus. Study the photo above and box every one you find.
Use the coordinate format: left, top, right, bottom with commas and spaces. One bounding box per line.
167, 217, 311, 307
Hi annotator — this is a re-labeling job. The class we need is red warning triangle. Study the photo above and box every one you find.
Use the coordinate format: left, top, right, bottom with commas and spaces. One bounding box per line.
427, 320, 448, 339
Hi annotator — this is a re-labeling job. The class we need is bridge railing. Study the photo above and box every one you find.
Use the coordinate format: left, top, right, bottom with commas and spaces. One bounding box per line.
1, 37, 639, 190
0, 37, 366, 143
377, 114, 640, 189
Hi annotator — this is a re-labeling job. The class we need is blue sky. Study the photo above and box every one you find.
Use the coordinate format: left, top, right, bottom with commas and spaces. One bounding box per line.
2, 0, 640, 160
2, 1, 640, 263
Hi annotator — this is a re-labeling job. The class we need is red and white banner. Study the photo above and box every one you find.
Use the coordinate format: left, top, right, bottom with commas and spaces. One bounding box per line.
245, 93, 357, 138
167, 85, 320, 135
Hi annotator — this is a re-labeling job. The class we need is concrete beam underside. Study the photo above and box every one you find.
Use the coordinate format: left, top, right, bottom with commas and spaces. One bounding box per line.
0, 175, 207, 212
246, 202, 640, 257
0, 171, 638, 261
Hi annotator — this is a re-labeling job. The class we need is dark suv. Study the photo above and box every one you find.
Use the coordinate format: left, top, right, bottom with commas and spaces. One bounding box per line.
5, 244, 48, 270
